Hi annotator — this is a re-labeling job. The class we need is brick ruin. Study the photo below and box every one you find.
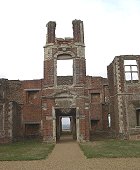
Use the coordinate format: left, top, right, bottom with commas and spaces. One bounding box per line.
0, 20, 140, 143
108, 55, 140, 140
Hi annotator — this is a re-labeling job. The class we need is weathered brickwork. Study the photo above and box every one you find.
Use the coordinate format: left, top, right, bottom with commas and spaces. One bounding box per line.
44, 60, 54, 86
107, 55, 140, 139
57, 76, 73, 85
46, 21, 56, 43
1, 20, 139, 143
21, 80, 42, 138
0, 79, 22, 143
41, 20, 110, 142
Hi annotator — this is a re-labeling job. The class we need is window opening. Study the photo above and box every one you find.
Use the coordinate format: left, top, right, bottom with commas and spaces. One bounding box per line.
124, 60, 139, 82
91, 93, 100, 103
90, 119, 99, 131
26, 90, 39, 104
108, 113, 111, 128
57, 59, 73, 76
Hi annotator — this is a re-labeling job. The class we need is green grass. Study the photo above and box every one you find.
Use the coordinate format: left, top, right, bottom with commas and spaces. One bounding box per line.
80, 139, 140, 158
0, 140, 54, 161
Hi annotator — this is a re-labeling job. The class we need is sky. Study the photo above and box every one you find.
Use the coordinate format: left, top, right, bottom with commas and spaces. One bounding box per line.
1, 0, 140, 80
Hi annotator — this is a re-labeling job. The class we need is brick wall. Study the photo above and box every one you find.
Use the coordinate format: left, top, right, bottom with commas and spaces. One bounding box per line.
4, 21, 140, 143
0, 79, 22, 143
72, 19, 84, 43
21, 80, 42, 138
44, 60, 54, 86
85, 76, 110, 134
57, 76, 73, 85
47, 21, 56, 43
107, 55, 140, 139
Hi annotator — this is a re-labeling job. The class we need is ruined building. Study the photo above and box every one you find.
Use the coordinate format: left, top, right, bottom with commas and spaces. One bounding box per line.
108, 56, 140, 140
0, 20, 140, 143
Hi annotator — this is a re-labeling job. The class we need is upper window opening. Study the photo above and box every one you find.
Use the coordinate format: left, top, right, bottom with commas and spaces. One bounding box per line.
124, 60, 139, 82
27, 90, 39, 104
91, 93, 100, 103
57, 59, 73, 76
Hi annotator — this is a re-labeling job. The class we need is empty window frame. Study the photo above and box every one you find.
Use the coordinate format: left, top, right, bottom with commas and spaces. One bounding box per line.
26, 90, 39, 104
57, 59, 73, 76
91, 93, 100, 103
108, 113, 111, 128
90, 119, 99, 130
124, 60, 139, 82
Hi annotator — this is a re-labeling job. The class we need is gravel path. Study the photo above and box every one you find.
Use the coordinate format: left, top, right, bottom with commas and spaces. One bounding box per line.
0, 136, 140, 170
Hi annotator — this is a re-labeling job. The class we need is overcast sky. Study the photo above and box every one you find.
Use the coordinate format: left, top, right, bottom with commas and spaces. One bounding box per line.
0, 0, 140, 80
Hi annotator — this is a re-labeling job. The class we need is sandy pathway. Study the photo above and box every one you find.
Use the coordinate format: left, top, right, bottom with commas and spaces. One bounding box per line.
0, 137, 140, 170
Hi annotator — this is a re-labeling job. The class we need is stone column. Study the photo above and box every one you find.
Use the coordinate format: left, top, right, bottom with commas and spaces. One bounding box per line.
52, 107, 56, 142
76, 107, 80, 141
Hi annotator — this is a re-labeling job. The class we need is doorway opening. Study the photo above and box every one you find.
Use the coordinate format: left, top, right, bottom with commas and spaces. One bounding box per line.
62, 117, 70, 132
55, 108, 76, 142
136, 109, 140, 126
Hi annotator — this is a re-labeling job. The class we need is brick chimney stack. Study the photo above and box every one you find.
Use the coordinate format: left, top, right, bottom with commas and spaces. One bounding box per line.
46, 21, 56, 43
72, 19, 84, 43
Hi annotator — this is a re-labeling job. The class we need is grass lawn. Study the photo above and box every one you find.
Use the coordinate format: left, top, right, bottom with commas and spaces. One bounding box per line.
80, 139, 140, 158
0, 140, 54, 161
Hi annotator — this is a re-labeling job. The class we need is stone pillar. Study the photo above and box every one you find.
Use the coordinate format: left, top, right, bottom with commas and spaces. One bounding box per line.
60, 117, 62, 135
84, 108, 90, 141
72, 115, 76, 140
76, 107, 80, 141
7, 102, 13, 140
70, 117, 72, 132
56, 114, 59, 141
52, 107, 56, 142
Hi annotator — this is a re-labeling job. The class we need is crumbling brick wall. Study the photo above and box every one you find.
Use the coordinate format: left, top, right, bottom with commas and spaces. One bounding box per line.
0, 79, 22, 143
85, 76, 110, 134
